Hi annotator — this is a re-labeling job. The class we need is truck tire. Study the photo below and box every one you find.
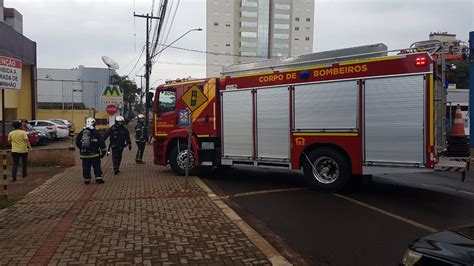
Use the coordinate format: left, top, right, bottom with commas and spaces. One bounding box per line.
303, 147, 351, 192
169, 144, 196, 176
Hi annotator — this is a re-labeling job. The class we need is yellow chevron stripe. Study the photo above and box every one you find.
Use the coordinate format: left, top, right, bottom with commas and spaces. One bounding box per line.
192, 78, 216, 123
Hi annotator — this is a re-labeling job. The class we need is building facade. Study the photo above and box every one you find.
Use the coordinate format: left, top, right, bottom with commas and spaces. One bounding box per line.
415, 32, 469, 59
37, 67, 116, 110
206, 0, 314, 77
36, 67, 117, 129
0, 0, 37, 121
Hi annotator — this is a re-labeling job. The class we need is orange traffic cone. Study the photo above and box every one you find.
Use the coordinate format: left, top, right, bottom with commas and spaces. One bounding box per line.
451, 104, 466, 137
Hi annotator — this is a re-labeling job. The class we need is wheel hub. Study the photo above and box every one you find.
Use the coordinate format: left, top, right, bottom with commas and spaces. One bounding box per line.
177, 150, 195, 170
312, 156, 340, 184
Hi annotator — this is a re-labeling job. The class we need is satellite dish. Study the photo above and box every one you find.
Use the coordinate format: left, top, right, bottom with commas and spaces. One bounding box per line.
101, 56, 120, 70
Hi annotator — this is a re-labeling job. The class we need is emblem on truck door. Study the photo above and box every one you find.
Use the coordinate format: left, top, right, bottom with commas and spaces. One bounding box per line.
182, 84, 208, 112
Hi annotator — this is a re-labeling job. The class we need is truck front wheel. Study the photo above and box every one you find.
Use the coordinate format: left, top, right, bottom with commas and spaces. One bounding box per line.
303, 147, 351, 192
169, 144, 195, 176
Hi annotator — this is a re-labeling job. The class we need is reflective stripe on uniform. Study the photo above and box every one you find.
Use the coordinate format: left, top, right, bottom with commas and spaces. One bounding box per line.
95, 176, 103, 180
80, 154, 100, 159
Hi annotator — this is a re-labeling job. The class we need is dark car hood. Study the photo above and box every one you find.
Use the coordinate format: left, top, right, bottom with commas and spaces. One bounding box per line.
410, 226, 474, 264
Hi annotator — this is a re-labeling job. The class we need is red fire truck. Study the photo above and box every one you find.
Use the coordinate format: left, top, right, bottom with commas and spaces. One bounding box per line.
152, 45, 444, 191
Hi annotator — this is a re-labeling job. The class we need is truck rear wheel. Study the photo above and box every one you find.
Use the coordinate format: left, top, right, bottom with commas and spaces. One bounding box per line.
303, 147, 351, 192
169, 144, 195, 176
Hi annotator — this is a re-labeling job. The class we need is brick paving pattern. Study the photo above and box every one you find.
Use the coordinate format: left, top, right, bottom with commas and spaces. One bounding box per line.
0, 142, 270, 265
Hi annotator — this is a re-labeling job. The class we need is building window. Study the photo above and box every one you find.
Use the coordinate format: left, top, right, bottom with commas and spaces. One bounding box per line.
226, 43, 231, 47
225, 23, 231, 27
241, 31, 257, 38
241, 51, 257, 57
273, 43, 289, 49
213, 22, 219, 26
306, 18, 311, 22
294, 37, 299, 40
274, 33, 289, 40
275, 3, 290, 10
241, 11, 257, 18
305, 37, 310, 41
241, 41, 257, 48
295, 27, 299, 31
241, 21, 257, 27
274, 23, 290, 30
295, 17, 300, 21
274, 13, 290, 20
242, 0, 258, 7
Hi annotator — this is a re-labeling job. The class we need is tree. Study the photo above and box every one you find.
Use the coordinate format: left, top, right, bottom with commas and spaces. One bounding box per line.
448, 59, 469, 89
111, 74, 139, 116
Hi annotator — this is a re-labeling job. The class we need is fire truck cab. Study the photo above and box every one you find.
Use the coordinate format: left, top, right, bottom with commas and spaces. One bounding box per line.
153, 44, 442, 191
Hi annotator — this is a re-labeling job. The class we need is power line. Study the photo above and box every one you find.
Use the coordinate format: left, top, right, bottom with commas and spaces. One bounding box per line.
154, 0, 180, 63
122, 45, 146, 70
157, 43, 271, 59
126, 46, 146, 77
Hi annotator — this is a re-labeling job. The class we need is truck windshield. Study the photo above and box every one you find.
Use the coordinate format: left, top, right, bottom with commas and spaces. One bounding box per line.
158, 90, 176, 114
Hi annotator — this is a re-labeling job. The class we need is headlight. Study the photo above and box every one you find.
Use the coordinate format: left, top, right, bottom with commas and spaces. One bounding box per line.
401, 249, 422, 266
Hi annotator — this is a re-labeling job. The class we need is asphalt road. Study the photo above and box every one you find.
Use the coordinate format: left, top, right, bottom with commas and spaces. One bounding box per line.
201, 167, 474, 266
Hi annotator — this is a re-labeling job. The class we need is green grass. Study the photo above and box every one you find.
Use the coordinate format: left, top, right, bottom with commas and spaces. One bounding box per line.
0, 196, 21, 209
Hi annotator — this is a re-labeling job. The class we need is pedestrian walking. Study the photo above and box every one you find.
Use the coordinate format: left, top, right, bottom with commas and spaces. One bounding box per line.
8, 121, 32, 182
103, 115, 131, 175
76, 117, 106, 184
135, 114, 147, 164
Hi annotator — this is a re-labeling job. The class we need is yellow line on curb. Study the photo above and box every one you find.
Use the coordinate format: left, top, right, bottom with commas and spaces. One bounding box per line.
332, 193, 437, 233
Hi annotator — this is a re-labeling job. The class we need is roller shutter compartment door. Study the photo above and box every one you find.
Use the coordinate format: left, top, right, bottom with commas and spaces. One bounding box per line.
364, 75, 425, 164
222, 90, 253, 158
256, 86, 289, 159
294, 81, 359, 131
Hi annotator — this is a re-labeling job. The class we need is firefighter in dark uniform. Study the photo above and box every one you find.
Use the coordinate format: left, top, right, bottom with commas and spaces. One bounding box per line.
135, 114, 147, 164
76, 117, 106, 184
104, 115, 131, 175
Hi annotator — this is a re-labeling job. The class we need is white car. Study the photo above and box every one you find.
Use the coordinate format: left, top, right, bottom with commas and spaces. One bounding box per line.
51, 119, 75, 134
30, 120, 69, 139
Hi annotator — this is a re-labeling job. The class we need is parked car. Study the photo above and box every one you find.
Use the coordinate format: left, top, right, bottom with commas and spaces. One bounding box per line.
0, 121, 39, 146
35, 129, 50, 145
48, 120, 70, 138
401, 224, 474, 265
29, 120, 60, 139
51, 119, 75, 134
34, 127, 56, 141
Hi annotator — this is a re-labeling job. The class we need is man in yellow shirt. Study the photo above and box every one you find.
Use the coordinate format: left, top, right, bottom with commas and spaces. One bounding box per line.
8, 121, 32, 182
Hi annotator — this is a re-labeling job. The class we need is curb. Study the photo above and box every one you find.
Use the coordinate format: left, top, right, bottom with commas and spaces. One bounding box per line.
193, 177, 291, 266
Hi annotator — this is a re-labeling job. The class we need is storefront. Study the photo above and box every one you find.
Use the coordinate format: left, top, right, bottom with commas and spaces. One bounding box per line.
0, 21, 37, 120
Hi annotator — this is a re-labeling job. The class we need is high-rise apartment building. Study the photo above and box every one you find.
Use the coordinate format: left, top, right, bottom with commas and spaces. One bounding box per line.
206, 0, 314, 77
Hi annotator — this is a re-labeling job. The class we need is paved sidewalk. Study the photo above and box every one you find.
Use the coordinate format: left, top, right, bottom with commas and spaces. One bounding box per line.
0, 144, 276, 265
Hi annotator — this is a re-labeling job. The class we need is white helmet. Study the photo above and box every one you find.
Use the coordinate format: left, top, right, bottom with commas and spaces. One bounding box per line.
137, 114, 145, 121
85, 117, 96, 129
115, 115, 125, 122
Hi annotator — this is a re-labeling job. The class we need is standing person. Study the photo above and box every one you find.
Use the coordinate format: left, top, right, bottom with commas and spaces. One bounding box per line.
135, 114, 147, 164
103, 115, 131, 175
76, 117, 106, 184
8, 121, 32, 182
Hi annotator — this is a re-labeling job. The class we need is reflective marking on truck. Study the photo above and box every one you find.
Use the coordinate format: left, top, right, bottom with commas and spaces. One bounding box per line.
430, 74, 434, 146
293, 132, 359, 137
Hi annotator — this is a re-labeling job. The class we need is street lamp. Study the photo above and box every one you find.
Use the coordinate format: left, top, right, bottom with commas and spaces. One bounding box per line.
144, 28, 202, 132
152, 28, 203, 58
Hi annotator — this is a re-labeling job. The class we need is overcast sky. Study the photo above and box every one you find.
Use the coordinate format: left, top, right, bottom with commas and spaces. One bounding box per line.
5, 0, 474, 87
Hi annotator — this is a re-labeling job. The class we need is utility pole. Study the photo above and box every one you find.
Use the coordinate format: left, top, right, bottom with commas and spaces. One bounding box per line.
469, 31, 474, 148
136, 74, 145, 113
133, 13, 160, 132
